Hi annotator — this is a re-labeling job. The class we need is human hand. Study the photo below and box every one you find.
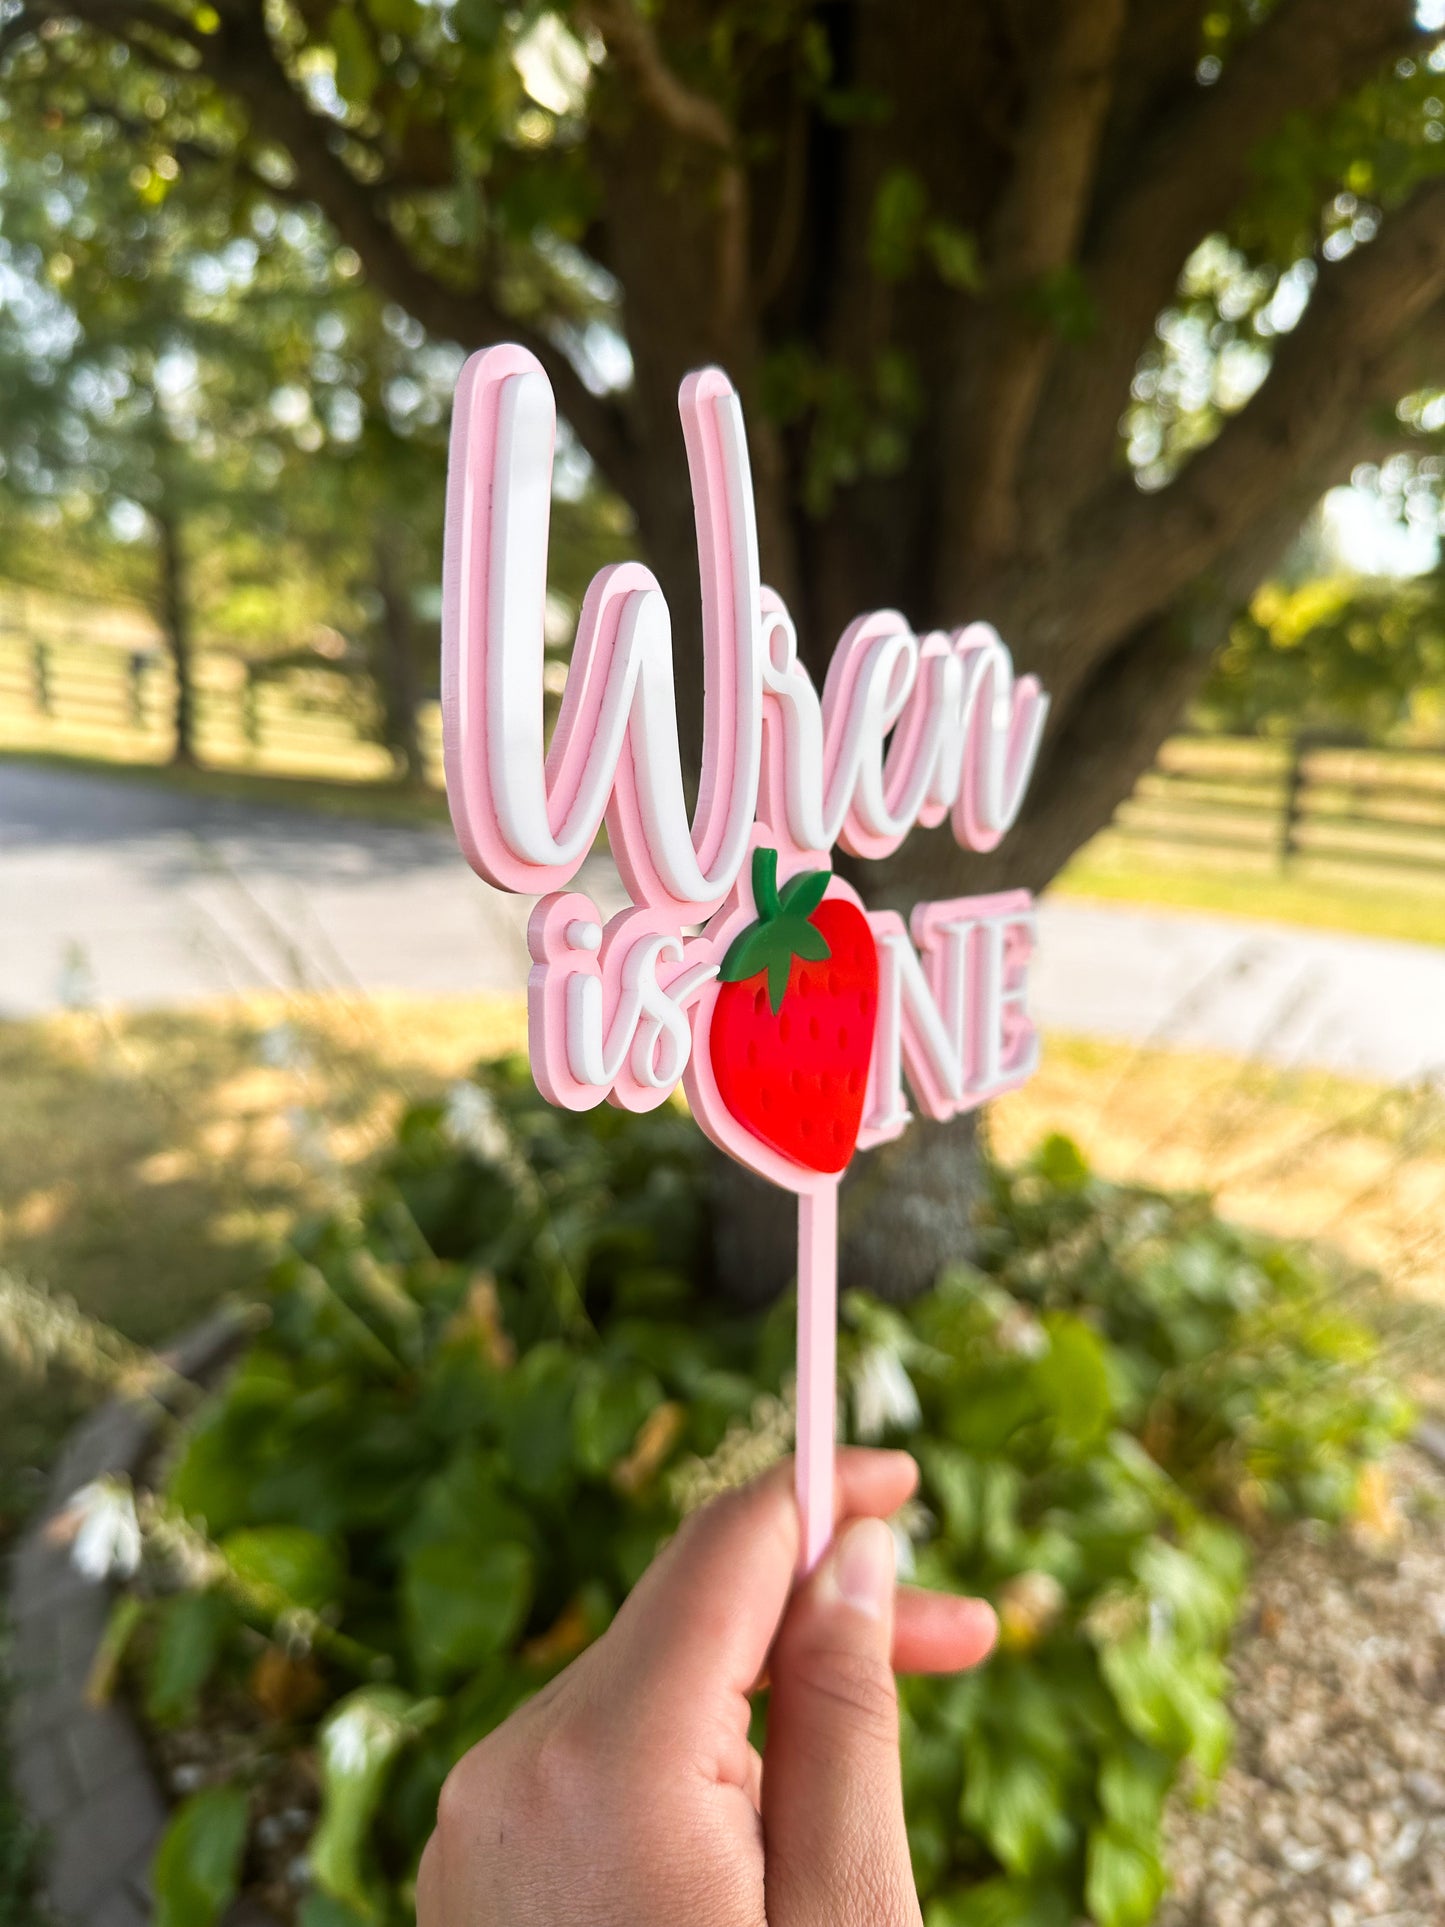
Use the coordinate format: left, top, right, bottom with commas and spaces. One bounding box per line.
415, 1448, 996, 1927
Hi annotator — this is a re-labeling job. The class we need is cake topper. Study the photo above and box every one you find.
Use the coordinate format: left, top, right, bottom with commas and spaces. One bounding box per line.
442, 344, 1048, 1570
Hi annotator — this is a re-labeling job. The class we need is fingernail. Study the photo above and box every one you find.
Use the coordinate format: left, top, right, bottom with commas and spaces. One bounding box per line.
831, 1517, 895, 1619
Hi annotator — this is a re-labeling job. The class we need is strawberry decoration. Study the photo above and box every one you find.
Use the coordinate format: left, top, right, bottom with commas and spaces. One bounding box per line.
709, 848, 879, 1175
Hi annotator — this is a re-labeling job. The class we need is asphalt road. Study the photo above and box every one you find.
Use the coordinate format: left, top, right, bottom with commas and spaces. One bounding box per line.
4, 761, 1444, 1085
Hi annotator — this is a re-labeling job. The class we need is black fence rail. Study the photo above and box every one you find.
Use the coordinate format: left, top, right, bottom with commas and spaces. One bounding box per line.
0, 629, 444, 784
4, 619, 1445, 892
1113, 733, 1445, 882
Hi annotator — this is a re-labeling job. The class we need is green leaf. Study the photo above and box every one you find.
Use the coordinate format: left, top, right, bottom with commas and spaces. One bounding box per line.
146, 1591, 236, 1727
918, 1442, 981, 1554
362, 0, 420, 33
961, 1737, 1073, 1876
220, 1525, 345, 1612
925, 221, 984, 292
402, 1537, 533, 1681
1097, 1744, 1171, 1839
573, 1362, 664, 1475
926, 1877, 1072, 1927
790, 922, 831, 962
1032, 1134, 1091, 1193
1085, 1824, 1165, 1927
767, 954, 791, 1015
720, 924, 779, 985
1098, 1635, 1231, 1774
313, 1688, 440, 1918
298, 1896, 370, 1927
153, 1785, 249, 1927
779, 867, 831, 916
869, 166, 928, 280
328, 6, 381, 103
1035, 1315, 1114, 1447
499, 1344, 578, 1496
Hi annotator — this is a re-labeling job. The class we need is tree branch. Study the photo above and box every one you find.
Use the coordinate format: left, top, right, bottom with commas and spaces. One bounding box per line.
938, 0, 1127, 590
577, 0, 732, 151
997, 175, 1445, 711
195, 8, 643, 501
1023, 0, 1429, 534
578, 0, 748, 336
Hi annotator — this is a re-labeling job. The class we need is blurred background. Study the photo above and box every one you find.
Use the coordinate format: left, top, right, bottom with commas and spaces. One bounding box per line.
4, 5, 1445, 1926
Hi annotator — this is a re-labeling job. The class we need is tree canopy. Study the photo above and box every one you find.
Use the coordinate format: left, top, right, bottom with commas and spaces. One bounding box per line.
7, 3, 1445, 830
8, 0, 1445, 1281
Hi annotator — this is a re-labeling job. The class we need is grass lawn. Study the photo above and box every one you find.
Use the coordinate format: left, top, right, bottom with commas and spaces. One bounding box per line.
5, 992, 1445, 1540
0, 994, 524, 1536
1059, 833, 1445, 949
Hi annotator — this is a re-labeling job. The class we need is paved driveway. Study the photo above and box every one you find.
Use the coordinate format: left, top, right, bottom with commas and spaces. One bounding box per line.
3, 761, 1443, 1084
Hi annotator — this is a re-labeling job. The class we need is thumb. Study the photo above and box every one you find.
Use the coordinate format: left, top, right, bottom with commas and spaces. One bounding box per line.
762, 1516, 922, 1927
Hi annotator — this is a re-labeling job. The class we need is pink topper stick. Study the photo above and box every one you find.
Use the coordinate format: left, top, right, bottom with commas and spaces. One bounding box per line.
441, 344, 1048, 1581
796, 1185, 839, 1572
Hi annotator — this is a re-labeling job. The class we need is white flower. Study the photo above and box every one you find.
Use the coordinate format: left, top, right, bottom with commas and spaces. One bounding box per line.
70, 1478, 142, 1581
443, 1081, 510, 1163
323, 1700, 395, 1776
851, 1345, 922, 1442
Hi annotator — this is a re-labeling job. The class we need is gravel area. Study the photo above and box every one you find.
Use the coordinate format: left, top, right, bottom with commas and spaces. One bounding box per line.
1160, 1446, 1445, 1927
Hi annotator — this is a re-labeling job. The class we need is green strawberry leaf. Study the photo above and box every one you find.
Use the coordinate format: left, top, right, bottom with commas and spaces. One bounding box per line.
722, 924, 781, 985
719, 848, 834, 1015
767, 955, 791, 1013
791, 924, 831, 962
780, 868, 830, 917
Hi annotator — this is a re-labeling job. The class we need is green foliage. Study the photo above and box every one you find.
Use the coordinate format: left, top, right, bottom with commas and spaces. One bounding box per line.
134, 1073, 1406, 1927
313, 1690, 441, 1917
761, 343, 925, 514
153, 1785, 250, 1927
1200, 570, 1445, 741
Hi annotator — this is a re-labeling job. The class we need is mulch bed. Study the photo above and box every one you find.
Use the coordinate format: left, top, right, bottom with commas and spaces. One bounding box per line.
1159, 1446, 1445, 1927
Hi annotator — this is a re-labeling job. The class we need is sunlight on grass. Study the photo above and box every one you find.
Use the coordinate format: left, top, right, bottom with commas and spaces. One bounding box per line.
4, 990, 1444, 1528
1060, 834, 1445, 948
993, 1033, 1445, 1405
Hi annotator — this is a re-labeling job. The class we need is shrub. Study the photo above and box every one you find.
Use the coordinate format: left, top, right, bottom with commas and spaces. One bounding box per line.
112, 1059, 1407, 1927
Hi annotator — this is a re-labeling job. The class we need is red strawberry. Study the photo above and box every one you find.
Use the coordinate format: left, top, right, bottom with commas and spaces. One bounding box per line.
709, 848, 879, 1175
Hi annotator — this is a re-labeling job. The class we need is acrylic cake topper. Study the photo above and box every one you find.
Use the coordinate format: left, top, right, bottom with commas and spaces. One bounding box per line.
441, 344, 1049, 1571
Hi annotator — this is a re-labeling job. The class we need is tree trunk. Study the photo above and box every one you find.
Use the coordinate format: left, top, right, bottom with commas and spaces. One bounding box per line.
373, 531, 425, 785
712, 1110, 991, 1309
154, 503, 196, 770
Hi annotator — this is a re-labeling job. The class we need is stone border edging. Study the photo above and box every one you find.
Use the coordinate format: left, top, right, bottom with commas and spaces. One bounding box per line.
5, 1308, 255, 1927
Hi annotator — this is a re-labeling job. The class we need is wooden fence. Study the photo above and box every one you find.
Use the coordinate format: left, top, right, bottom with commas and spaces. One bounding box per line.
0, 623, 443, 785
1111, 732, 1445, 883
3, 613, 1445, 889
